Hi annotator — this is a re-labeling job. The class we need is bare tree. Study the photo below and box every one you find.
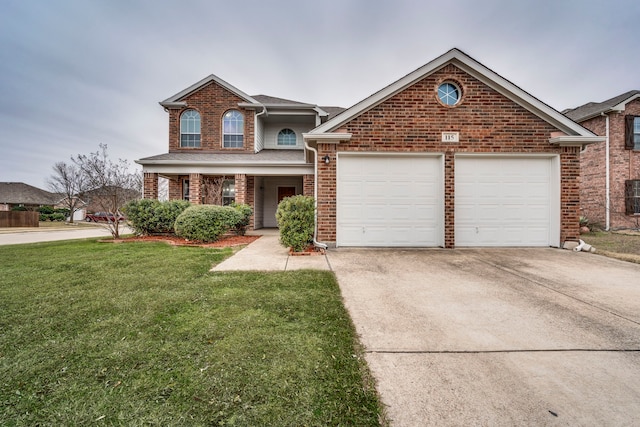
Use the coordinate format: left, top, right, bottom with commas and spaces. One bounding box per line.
74, 144, 141, 239
202, 176, 225, 205
47, 161, 86, 223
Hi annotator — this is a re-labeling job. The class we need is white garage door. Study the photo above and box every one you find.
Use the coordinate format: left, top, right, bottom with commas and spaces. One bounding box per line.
337, 154, 443, 247
455, 156, 559, 247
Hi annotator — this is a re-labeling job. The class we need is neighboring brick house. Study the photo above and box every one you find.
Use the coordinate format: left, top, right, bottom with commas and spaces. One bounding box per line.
138, 48, 602, 248
563, 90, 640, 230
0, 182, 59, 211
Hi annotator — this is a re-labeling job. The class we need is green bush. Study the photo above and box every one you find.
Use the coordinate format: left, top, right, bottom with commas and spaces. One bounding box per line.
123, 199, 190, 235
50, 213, 66, 222
276, 195, 315, 252
174, 205, 242, 242
37, 206, 54, 215
230, 202, 253, 235
39, 214, 51, 222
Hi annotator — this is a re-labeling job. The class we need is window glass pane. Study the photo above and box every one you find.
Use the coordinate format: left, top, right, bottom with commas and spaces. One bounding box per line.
277, 129, 296, 146
223, 110, 244, 148
180, 109, 201, 147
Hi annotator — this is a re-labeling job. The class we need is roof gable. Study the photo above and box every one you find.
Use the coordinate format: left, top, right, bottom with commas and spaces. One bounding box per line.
160, 74, 259, 108
563, 90, 640, 122
309, 48, 595, 138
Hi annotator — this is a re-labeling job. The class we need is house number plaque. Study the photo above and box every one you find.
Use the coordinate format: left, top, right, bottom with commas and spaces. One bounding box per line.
441, 132, 459, 142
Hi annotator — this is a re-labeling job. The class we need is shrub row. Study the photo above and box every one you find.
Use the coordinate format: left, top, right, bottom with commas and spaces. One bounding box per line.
123, 199, 191, 235
123, 200, 253, 243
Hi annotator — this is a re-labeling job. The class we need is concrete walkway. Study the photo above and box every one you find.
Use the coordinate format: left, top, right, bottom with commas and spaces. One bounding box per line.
211, 229, 331, 271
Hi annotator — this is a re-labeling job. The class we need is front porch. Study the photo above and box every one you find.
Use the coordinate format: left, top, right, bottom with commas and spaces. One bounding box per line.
143, 172, 314, 230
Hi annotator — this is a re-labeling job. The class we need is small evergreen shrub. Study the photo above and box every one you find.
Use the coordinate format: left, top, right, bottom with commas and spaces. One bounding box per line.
50, 213, 66, 222
230, 202, 253, 235
123, 199, 190, 235
174, 205, 242, 242
37, 206, 54, 215
276, 195, 315, 252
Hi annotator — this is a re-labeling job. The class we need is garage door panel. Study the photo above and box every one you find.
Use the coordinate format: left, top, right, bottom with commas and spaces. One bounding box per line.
455, 157, 556, 247
337, 155, 443, 247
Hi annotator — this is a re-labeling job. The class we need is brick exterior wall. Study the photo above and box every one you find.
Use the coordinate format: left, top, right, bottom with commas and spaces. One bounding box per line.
303, 174, 314, 196
168, 82, 254, 153
316, 64, 580, 247
143, 173, 158, 200
188, 173, 202, 204
578, 99, 640, 229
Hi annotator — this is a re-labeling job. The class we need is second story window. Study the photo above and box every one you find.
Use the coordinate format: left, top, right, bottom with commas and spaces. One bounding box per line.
625, 115, 640, 150
277, 128, 297, 146
223, 110, 244, 148
180, 110, 201, 148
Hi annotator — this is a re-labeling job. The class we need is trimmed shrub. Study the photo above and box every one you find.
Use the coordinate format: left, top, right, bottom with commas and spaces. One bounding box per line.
123, 199, 190, 235
50, 213, 66, 222
37, 206, 54, 215
174, 205, 242, 242
276, 195, 315, 252
230, 202, 253, 236
39, 214, 51, 222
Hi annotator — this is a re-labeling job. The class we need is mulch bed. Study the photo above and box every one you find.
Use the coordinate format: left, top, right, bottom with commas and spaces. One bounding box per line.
110, 234, 260, 248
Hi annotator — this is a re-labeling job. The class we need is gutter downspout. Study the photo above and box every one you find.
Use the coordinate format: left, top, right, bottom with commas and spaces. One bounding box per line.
254, 105, 267, 153
603, 113, 610, 231
303, 139, 328, 250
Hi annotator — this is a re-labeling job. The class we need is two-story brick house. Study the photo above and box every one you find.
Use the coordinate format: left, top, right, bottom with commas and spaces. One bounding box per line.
563, 90, 640, 230
138, 49, 602, 248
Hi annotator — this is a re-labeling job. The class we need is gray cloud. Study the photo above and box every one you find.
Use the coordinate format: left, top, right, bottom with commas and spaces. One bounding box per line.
1, 0, 638, 188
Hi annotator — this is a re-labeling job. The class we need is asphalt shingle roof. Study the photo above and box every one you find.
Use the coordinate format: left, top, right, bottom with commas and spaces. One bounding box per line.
137, 149, 308, 164
0, 182, 59, 205
563, 90, 640, 122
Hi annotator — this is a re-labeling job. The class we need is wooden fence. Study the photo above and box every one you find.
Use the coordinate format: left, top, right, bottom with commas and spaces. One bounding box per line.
0, 211, 40, 227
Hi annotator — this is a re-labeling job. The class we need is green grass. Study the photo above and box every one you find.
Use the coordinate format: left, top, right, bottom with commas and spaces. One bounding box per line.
0, 240, 383, 426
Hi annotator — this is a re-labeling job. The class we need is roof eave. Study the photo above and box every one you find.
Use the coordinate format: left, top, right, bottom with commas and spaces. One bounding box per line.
548, 136, 605, 147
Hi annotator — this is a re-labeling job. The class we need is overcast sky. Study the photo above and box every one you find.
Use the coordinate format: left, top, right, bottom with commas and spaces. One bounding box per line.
1, 0, 638, 189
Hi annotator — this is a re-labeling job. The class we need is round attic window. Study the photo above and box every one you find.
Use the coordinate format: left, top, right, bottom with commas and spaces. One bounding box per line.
437, 82, 461, 106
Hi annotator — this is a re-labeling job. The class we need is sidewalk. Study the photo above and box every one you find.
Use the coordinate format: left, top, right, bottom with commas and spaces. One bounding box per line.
0, 225, 131, 245
212, 229, 331, 272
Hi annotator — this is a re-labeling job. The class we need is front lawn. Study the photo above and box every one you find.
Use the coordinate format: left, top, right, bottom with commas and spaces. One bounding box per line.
0, 240, 383, 426
581, 231, 640, 264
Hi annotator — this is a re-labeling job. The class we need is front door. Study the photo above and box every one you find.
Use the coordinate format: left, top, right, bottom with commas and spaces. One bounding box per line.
277, 186, 296, 203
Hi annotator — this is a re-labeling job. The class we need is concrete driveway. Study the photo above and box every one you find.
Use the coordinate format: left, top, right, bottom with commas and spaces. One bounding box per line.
328, 248, 640, 426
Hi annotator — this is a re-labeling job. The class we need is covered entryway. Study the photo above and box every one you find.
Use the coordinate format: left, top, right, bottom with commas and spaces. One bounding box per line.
336, 153, 444, 247
455, 155, 560, 247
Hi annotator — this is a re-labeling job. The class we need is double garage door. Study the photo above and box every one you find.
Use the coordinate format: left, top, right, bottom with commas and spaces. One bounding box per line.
336, 154, 559, 247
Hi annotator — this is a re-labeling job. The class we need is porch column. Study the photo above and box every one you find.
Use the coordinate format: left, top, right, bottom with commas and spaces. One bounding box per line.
143, 173, 158, 200
189, 173, 202, 204
303, 174, 314, 197
235, 173, 247, 204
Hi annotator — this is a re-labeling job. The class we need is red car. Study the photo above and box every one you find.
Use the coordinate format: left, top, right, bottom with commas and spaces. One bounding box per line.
85, 212, 125, 222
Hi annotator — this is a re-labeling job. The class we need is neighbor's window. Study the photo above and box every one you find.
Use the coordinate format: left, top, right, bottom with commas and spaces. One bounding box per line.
277, 128, 297, 146
437, 82, 461, 106
624, 116, 640, 150
222, 179, 235, 205
182, 179, 190, 201
180, 109, 201, 147
626, 180, 640, 215
223, 110, 244, 148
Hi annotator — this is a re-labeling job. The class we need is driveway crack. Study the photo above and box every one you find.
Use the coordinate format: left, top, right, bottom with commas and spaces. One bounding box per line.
474, 255, 640, 327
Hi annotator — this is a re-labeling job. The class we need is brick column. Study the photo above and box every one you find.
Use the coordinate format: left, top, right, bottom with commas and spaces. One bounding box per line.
235, 173, 247, 204
189, 173, 202, 204
303, 174, 315, 197
143, 173, 158, 200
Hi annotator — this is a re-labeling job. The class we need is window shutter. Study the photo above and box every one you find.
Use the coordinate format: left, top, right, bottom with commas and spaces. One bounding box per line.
625, 180, 635, 215
625, 115, 635, 150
